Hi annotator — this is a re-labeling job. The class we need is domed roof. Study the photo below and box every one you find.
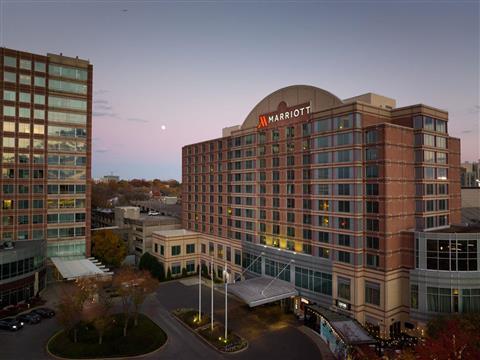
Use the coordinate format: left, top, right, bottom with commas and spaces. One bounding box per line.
241, 85, 343, 129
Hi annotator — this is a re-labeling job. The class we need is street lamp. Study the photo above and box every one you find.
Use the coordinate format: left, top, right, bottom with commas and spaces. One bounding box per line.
223, 261, 229, 341
211, 257, 214, 332
198, 261, 202, 323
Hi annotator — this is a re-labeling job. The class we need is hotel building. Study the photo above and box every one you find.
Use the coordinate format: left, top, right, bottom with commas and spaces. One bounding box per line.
173, 85, 480, 338
0, 47, 91, 307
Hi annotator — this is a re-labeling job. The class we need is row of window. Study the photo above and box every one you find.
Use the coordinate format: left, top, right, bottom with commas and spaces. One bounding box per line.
3, 90, 46, 104
2, 230, 44, 241
47, 227, 85, 239
4, 72, 46, 86
411, 286, 480, 313
1, 198, 85, 210
3, 56, 46, 71
0, 257, 38, 280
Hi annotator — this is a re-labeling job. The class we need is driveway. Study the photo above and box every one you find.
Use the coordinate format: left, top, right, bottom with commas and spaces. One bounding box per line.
0, 279, 326, 360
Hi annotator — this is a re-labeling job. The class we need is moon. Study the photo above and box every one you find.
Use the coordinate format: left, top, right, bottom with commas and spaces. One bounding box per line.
161, 125, 166, 131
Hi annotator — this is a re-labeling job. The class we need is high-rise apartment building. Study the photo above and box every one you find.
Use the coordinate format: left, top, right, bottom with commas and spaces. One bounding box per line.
178, 85, 479, 338
0, 47, 91, 307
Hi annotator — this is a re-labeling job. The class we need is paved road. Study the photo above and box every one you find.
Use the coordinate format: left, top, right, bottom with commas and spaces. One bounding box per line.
0, 279, 325, 360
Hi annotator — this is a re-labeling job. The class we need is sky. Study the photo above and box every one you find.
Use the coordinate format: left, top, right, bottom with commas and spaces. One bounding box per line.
0, 0, 478, 180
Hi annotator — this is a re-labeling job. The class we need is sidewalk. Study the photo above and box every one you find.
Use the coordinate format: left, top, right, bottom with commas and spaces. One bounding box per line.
298, 325, 336, 360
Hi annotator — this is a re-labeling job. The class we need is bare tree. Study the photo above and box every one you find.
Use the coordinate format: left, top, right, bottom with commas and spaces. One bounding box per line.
83, 276, 114, 345
131, 270, 157, 326
113, 267, 158, 336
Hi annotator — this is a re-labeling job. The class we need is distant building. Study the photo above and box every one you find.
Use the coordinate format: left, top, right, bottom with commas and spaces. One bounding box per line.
461, 188, 480, 225
101, 174, 120, 183
461, 161, 480, 188
91, 206, 181, 261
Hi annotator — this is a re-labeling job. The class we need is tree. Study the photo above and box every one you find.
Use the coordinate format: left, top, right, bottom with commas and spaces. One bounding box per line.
138, 252, 165, 281
83, 277, 113, 345
92, 230, 127, 267
415, 317, 480, 359
131, 270, 157, 326
57, 287, 83, 343
113, 267, 158, 336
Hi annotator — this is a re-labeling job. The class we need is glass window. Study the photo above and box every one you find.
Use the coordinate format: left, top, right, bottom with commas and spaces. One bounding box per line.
365, 282, 380, 306
19, 59, 31, 70
4, 72, 16, 82
3, 106, 15, 117
34, 62, 46, 72
338, 277, 351, 300
19, 74, 31, 85
3, 90, 16, 102
34, 77, 45, 87
4, 56, 16, 67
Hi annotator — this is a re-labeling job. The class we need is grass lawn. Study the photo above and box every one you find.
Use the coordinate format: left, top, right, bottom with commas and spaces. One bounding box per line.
48, 313, 167, 359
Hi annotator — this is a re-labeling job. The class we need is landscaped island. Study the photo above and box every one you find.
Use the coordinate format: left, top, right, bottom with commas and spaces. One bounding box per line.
173, 308, 247, 353
48, 313, 167, 359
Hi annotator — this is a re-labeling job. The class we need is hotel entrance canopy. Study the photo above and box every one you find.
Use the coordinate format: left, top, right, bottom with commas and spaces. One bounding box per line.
228, 277, 298, 307
51, 257, 111, 280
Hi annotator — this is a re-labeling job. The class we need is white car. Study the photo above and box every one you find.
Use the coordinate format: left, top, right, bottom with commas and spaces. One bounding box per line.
148, 211, 160, 216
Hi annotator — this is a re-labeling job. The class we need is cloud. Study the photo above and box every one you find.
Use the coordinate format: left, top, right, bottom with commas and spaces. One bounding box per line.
462, 130, 473, 134
126, 117, 149, 123
94, 89, 109, 95
467, 105, 480, 114
94, 99, 109, 104
95, 148, 109, 153
93, 111, 118, 118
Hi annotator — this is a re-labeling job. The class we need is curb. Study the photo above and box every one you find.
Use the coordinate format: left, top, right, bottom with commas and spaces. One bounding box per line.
45, 321, 168, 360
171, 311, 248, 355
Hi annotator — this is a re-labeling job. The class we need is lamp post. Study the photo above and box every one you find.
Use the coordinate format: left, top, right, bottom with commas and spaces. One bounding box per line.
211, 257, 214, 332
198, 262, 201, 322
224, 261, 228, 341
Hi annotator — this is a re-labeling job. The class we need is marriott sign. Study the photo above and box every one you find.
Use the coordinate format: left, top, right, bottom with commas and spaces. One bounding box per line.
257, 102, 311, 129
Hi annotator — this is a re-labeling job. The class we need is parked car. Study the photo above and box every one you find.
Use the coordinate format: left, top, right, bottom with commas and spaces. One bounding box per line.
32, 307, 55, 318
16, 312, 41, 324
148, 211, 160, 216
0, 318, 24, 331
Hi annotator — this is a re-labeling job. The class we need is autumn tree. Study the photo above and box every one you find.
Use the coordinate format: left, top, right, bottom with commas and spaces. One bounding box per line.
92, 229, 127, 267
131, 270, 157, 326
83, 277, 114, 345
415, 317, 480, 360
57, 277, 100, 343
57, 286, 84, 343
113, 267, 158, 336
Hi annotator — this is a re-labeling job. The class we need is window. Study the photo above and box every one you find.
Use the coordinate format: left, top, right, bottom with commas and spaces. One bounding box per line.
366, 236, 379, 250
366, 165, 378, 178
338, 251, 351, 263
338, 184, 350, 196
427, 287, 451, 312
337, 278, 351, 301
365, 184, 378, 196
338, 201, 350, 213
186, 244, 195, 254
338, 234, 351, 247
411, 285, 418, 309
318, 231, 329, 243
319, 247, 330, 259
367, 254, 379, 267
171, 245, 181, 256
366, 201, 379, 213
365, 282, 380, 306
366, 219, 379, 232
366, 130, 378, 144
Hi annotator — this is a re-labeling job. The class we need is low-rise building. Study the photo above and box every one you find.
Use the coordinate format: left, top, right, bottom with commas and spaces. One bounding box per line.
151, 229, 243, 280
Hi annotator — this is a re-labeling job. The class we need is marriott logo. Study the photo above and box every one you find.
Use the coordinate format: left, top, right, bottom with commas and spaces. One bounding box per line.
257, 103, 311, 129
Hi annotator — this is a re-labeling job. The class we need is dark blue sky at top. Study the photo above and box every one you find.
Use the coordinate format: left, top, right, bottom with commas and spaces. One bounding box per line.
1, 0, 478, 180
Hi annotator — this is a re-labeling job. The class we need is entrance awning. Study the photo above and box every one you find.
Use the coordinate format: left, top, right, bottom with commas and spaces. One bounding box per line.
228, 277, 298, 307
51, 257, 111, 280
